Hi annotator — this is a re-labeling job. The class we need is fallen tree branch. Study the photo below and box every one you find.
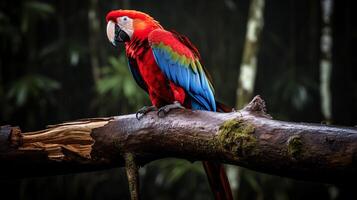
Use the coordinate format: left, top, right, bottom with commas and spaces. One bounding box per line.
0, 96, 356, 183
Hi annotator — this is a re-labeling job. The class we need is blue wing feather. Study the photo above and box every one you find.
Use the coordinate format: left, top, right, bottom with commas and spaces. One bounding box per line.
149, 30, 216, 111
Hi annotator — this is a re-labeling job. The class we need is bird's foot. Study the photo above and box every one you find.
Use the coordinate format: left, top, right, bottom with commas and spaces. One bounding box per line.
157, 101, 185, 118
136, 105, 158, 120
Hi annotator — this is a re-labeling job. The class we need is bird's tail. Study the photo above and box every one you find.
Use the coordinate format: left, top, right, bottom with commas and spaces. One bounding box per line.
201, 100, 233, 200
216, 101, 233, 113
202, 161, 233, 200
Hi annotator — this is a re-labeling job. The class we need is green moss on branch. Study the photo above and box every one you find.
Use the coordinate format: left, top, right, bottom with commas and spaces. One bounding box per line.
287, 135, 303, 159
217, 119, 256, 156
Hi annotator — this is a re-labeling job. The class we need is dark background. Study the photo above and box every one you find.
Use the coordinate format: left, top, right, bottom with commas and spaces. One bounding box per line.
0, 0, 356, 199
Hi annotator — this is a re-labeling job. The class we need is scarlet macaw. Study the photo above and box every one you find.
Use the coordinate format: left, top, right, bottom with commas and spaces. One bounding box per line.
106, 10, 232, 200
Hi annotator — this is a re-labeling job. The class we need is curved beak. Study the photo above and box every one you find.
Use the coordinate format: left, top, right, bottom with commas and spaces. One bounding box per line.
106, 21, 130, 47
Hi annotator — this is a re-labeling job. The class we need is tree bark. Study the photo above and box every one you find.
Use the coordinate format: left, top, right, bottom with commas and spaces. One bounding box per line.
0, 96, 356, 183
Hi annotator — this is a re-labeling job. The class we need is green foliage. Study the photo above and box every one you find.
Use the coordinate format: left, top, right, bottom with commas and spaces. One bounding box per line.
0, 1, 59, 130
141, 159, 212, 200
154, 159, 205, 185
21, 1, 55, 33
24, 1, 55, 14
7, 74, 60, 107
95, 55, 148, 114
0, 1, 55, 52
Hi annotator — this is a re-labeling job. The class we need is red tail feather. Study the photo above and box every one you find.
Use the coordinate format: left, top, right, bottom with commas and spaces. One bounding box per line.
202, 101, 233, 200
202, 161, 233, 200
216, 101, 233, 113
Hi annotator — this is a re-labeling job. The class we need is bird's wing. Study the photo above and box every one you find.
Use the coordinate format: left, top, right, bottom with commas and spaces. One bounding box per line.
127, 57, 148, 92
148, 29, 216, 111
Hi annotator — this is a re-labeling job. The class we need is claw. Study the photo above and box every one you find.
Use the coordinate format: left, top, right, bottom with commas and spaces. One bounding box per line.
136, 106, 157, 120
157, 101, 185, 118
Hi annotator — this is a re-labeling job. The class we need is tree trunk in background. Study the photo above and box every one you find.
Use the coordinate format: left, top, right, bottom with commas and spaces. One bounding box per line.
88, 0, 101, 83
231, 0, 265, 199
320, 0, 333, 122
235, 0, 265, 109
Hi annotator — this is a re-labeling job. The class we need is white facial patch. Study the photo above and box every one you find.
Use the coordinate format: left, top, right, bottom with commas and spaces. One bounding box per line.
117, 16, 134, 39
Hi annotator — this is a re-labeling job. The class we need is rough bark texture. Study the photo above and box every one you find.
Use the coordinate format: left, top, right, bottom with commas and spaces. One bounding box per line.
0, 96, 356, 183
124, 153, 140, 200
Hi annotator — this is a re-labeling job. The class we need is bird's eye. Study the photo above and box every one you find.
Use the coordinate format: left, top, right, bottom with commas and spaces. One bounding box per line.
122, 16, 128, 21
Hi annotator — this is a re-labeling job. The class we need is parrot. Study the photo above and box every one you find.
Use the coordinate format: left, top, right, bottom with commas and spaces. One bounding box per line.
106, 10, 233, 200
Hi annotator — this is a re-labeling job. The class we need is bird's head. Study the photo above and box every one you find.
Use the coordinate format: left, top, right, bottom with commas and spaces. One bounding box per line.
106, 10, 162, 46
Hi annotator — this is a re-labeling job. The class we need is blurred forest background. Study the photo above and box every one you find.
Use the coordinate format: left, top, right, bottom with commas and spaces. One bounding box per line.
0, 0, 356, 199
